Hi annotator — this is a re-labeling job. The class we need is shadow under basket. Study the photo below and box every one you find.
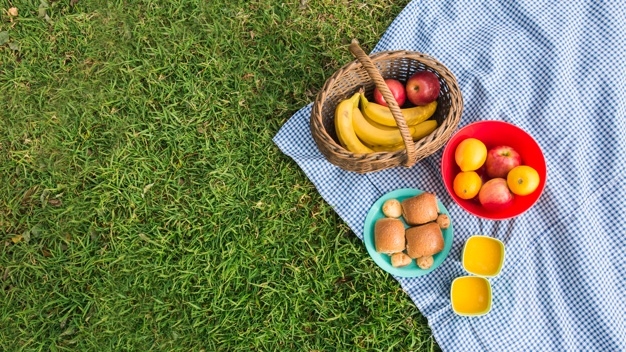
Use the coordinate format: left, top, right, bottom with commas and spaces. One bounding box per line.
310, 40, 464, 174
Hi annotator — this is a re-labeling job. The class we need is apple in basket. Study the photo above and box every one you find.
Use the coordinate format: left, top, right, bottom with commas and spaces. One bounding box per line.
406, 71, 440, 106
478, 178, 514, 210
485, 146, 522, 179
373, 78, 407, 107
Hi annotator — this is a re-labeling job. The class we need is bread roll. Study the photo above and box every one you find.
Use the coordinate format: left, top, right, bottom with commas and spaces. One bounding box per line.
401, 192, 439, 225
436, 214, 450, 229
382, 199, 402, 218
405, 222, 444, 258
390, 252, 412, 268
416, 255, 434, 269
374, 218, 405, 254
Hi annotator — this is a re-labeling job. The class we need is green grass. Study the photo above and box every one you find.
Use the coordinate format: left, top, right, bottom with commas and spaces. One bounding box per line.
0, 0, 441, 350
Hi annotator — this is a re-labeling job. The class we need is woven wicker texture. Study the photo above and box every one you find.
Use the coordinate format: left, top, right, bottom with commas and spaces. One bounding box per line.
310, 40, 463, 174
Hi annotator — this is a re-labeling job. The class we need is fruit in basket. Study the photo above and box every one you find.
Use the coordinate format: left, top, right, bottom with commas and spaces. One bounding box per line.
478, 178, 514, 210
507, 165, 540, 196
485, 146, 521, 178
373, 79, 407, 107
334, 92, 374, 154
454, 138, 487, 172
352, 106, 438, 147
453, 171, 482, 200
369, 143, 405, 152
406, 71, 441, 106
359, 94, 437, 127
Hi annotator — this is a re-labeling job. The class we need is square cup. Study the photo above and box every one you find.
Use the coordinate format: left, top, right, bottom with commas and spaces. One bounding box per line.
450, 276, 492, 317
462, 235, 506, 278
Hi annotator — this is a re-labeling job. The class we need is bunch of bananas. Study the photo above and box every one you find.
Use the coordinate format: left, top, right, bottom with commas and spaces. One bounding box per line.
334, 91, 438, 154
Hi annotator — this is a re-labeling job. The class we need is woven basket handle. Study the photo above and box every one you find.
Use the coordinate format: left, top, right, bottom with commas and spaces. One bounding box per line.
348, 39, 416, 167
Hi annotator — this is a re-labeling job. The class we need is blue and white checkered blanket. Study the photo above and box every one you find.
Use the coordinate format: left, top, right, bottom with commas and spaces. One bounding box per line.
273, 1, 626, 350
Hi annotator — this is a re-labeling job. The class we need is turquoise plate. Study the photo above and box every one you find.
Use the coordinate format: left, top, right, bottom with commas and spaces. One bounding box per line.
363, 188, 454, 278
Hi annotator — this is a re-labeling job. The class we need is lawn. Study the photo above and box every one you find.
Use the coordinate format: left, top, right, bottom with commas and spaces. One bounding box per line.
0, 0, 440, 350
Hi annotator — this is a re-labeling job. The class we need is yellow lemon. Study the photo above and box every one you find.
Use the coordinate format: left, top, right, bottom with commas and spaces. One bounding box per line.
453, 171, 482, 199
454, 138, 487, 171
507, 165, 540, 196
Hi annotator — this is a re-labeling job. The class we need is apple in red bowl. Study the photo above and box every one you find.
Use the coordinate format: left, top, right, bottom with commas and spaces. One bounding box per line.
441, 120, 547, 220
485, 146, 521, 179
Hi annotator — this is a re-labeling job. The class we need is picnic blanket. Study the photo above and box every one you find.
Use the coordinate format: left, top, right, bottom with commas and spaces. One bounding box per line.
273, 1, 626, 350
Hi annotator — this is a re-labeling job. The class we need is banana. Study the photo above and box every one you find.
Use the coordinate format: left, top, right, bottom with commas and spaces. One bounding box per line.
369, 143, 406, 152
408, 119, 439, 140
352, 106, 439, 146
359, 94, 437, 127
334, 92, 374, 154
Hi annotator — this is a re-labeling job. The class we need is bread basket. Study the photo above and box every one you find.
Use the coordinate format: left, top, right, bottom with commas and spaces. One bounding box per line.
310, 39, 463, 174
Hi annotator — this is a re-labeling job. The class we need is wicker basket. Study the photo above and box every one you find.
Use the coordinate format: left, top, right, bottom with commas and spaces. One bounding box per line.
310, 39, 463, 174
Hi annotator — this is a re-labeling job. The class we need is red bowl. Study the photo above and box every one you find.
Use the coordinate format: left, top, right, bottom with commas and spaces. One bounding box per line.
441, 120, 547, 220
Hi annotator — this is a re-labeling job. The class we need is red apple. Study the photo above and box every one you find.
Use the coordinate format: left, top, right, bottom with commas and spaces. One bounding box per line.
405, 71, 440, 106
478, 178, 514, 210
485, 146, 522, 179
373, 79, 406, 107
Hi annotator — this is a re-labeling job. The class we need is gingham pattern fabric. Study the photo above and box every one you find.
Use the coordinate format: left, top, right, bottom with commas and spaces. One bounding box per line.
273, 1, 626, 350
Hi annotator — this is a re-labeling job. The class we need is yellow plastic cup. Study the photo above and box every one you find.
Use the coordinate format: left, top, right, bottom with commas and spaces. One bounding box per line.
462, 235, 506, 277
450, 276, 492, 317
